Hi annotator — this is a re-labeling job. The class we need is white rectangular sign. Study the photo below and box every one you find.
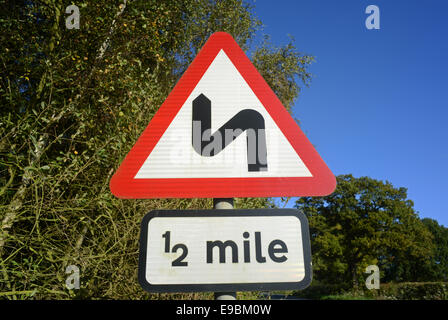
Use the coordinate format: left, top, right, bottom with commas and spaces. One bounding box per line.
138, 209, 312, 292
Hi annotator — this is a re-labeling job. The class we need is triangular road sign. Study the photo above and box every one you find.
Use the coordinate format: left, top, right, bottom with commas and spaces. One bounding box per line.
110, 32, 336, 198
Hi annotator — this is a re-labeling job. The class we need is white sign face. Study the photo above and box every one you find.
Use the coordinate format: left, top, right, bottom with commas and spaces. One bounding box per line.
138, 210, 312, 292
134, 50, 312, 179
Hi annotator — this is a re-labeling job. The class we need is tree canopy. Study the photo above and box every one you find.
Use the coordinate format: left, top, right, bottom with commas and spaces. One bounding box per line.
295, 174, 435, 287
420, 218, 448, 282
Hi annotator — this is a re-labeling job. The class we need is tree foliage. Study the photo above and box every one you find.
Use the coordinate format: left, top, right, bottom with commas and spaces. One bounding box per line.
251, 36, 314, 111
0, 0, 314, 299
295, 174, 434, 287
420, 218, 448, 282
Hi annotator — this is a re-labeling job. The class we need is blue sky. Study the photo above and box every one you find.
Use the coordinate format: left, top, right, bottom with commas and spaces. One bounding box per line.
253, 0, 448, 226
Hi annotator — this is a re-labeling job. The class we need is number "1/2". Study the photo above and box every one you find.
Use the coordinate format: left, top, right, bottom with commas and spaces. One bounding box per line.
162, 231, 188, 267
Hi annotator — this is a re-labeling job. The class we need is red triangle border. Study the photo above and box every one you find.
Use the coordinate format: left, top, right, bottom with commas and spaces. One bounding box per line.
110, 32, 336, 198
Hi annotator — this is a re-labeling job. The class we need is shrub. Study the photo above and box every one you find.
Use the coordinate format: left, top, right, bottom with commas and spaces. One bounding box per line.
292, 281, 351, 300
364, 282, 448, 300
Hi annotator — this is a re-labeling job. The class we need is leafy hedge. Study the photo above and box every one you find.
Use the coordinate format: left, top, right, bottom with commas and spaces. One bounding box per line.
293, 282, 448, 300
367, 282, 448, 300
292, 282, 351, 300
0, 0, 314, 300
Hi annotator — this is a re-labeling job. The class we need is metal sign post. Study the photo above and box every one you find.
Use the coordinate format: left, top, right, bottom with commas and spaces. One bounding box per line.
213, 198, 236, 300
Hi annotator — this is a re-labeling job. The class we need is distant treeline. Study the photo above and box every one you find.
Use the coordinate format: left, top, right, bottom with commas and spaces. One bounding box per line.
295, 174, 448, 289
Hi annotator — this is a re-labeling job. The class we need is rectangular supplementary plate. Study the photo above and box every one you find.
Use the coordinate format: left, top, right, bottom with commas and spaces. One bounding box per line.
138, 209, 312, 293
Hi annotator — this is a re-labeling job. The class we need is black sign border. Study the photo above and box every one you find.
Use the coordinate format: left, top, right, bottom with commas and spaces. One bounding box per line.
138, 209, 312, 293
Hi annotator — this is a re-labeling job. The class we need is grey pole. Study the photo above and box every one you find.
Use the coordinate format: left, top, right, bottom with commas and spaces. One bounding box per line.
213, 198, 237, 301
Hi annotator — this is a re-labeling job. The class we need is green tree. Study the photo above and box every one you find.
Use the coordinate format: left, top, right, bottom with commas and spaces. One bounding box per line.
0, 0, 314, 299
295, 174, 434, 288
420, 218, 448, 281
251, 36, 314, 110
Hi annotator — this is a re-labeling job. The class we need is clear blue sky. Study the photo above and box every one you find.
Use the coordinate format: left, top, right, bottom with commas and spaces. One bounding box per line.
253, 0, 448, 226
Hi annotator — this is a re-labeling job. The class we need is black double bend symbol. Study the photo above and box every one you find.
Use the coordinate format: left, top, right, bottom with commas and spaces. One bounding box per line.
192, 94, 268, 172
